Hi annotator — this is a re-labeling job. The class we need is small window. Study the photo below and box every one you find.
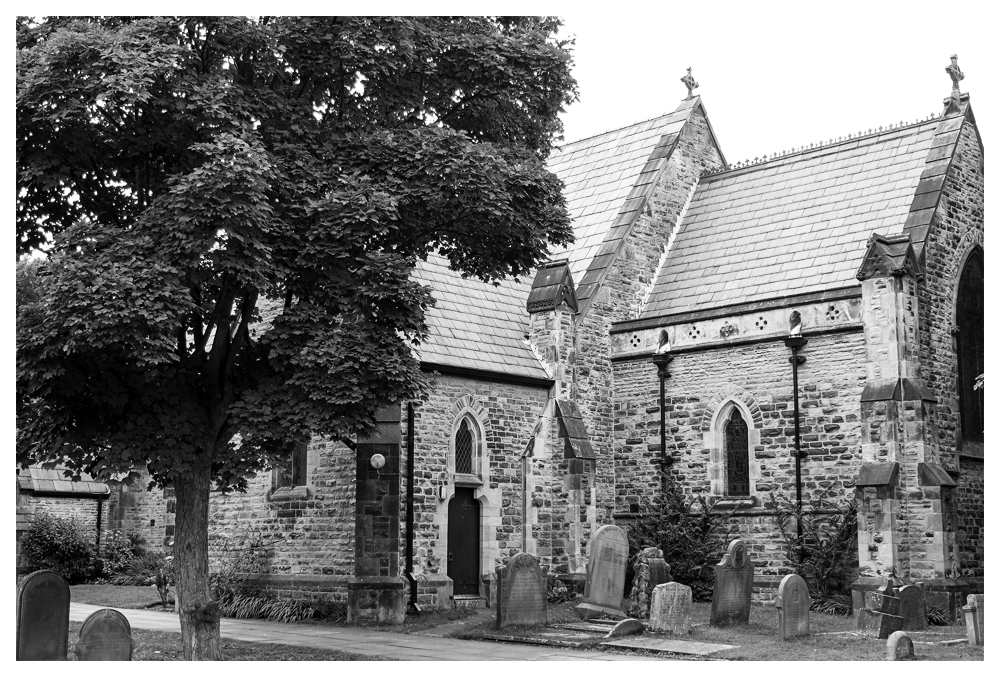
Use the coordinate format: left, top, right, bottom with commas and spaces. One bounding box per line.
455, 418, 475, 474
451, 413, 483, 483
725, 408, 750, 496
272, 436, 311, 499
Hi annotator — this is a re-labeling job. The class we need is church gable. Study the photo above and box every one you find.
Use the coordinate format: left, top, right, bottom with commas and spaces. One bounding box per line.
545, 97, 702, 305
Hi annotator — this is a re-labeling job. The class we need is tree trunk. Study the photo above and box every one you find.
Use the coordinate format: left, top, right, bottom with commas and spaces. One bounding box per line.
173, 457, 221, 660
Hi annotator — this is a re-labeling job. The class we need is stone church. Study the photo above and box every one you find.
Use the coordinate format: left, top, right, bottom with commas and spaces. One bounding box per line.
105, 59, 984, 623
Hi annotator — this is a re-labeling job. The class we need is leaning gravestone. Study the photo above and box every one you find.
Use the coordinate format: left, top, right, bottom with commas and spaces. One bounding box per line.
495, 553, 547, 628
710, 538, 754, 626
75, 609, 134, 661
897, 584, 928, 631
16, 570, 71, 660
858, 579, 904, 639
574, 524, 629, 620
962, 594, 983, 646
774, 573, 810, 639
650, 582, 692, 634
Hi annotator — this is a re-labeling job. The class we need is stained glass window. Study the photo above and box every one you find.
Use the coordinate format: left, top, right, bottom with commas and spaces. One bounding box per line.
725, 408, 750, 496
455, 418, 474, 475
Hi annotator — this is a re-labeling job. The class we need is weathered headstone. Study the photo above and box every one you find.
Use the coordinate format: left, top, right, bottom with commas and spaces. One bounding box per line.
574, 524, 629, 620
858, 579, 904, 639
897, 584, 928, 631
74, 609, 134, 661
885, 630, 914, 661
774, 573, 810, 639
627, 546, 671, 619
710, 538, 754, 626
962, 594, 983, 646
495, 552, 547, 628
16, 570, 71, 661
649, 582, 692, 634
606, 618, 645, 637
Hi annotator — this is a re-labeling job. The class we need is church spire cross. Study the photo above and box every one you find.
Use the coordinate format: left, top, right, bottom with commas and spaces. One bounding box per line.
681, 67, 699, 99
944, 54, 965, 115
946, 54, 964, 94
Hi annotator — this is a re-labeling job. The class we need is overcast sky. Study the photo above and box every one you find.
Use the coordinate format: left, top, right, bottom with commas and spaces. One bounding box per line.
555, 3, 992, 165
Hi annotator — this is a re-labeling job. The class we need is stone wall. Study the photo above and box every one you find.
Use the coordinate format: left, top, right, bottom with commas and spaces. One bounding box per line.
105, 474, 173, 551
919, 114, 984, 470
576, 105, 725, 528
612, 330, 866, 592
916, 113, 984, 578
404, 373, 549, 602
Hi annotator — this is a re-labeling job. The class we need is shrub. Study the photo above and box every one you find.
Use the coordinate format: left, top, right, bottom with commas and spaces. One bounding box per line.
21, 511, 96, 583
927, 605, 951, 626
101, 530, 148, 580
625, 479, 736, 602
111, 549, 172, 587
767, 487, 858, 613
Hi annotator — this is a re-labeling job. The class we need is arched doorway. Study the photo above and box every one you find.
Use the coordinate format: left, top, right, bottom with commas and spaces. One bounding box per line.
447, 488, 480, 596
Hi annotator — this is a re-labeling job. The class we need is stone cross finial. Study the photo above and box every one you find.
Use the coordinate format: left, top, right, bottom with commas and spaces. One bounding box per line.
681, 67, 699, 99
944, 55, 965, 115
946, 54, 964, 93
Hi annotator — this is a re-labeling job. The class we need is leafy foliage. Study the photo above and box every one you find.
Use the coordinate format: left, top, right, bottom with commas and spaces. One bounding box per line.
17, 16, 576, 658
927, 604, 951, 626
100, 530, 148, 580
766, 488, 858, 613
625, 481, 736, 602
21, 512, 96, 583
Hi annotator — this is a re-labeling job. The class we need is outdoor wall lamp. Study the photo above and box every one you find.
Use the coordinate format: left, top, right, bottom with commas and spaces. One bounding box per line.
652, 331, 673, 466
369, 453, 399, 477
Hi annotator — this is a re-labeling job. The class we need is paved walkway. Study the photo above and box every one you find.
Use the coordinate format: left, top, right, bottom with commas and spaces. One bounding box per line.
69, 603, 668, 661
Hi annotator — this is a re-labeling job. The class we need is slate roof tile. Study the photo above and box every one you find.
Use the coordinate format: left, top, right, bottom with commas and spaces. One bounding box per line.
642, 118, 944, 317
411, 253, 549, 380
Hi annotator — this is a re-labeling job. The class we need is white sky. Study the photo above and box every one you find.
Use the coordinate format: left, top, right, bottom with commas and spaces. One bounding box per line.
556, 3, 992, 163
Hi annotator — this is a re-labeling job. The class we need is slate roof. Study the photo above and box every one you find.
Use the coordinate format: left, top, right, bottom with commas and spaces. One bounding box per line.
412, 253, 549, 380
642, 116, 948, 318
547, 98, 704, 295
18, 467, 109, 495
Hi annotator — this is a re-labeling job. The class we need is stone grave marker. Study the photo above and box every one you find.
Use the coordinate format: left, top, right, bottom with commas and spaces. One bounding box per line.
774, 573, 810, 640
649, 582, 692, 634
75, 608, 134, 661
710, 538, 754, 626
16, 570, 71, 660
897, 584, 927, 631
962, 594, 983, 646
574, 524, 629, 620
885, 630, 914, 661
495, 552, 547, 628
627, 547, 671, 619
858, 579, 904, 639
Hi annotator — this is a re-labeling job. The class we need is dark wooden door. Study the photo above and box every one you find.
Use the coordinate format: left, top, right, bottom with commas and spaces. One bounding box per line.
447, 487, 480, 596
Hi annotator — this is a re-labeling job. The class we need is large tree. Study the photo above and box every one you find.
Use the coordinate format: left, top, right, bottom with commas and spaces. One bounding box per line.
16, 16, 576, 659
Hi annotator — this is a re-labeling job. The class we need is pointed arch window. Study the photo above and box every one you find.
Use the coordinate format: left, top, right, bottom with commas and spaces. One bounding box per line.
725, 408, 750, 496
451, 413, 483, 481
956, 248, 984, 443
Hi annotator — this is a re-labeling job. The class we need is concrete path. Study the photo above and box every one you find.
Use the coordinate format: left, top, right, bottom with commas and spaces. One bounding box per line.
69, 603, 669, 661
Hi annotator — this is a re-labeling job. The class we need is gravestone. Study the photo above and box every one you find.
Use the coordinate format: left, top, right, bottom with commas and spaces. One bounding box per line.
649, 582, 692, 634
16, 570, 71, 660
859, 579, 904, 639
75, 609, 134, 661
885, 630, 914, 660
774, 573, 810, 639
897, 584, 928, 631
495, 553, 547, 628
627, 547, 671, 619
710, 538, 754, 626
606, 618, 645, 637
574, 524, 629, 620
962, 594, 983, 646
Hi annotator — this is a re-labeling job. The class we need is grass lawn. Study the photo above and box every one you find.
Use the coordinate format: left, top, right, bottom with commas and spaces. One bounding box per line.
64, 621, 391, 661
71, 584, 167, 609
458, 601, 983, 661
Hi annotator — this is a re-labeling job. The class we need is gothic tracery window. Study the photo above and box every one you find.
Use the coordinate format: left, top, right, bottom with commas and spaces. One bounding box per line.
956, 248, 984, 443
455, 417, 475, 475
725, 408, 750, 496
